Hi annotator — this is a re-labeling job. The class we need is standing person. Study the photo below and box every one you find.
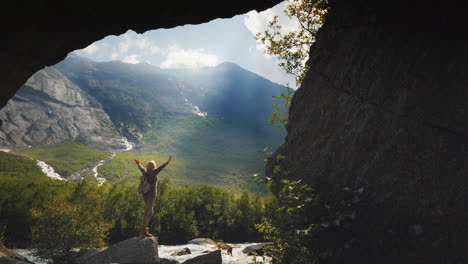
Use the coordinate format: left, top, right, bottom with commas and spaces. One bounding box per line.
134, 155, 172, 237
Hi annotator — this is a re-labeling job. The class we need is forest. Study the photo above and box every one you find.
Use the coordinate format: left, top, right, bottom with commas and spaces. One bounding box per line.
0, 151, 277, 249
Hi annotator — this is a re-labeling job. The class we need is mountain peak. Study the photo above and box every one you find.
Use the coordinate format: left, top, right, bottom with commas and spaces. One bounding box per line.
217, 61, 241, 69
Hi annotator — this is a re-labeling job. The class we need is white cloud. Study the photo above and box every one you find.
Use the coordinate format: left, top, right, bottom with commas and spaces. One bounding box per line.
82, 43, 100, 55
111, 52, 119, 60
122, 54, 141, 64
111, 31, 161, 60
150, 46, 161, 54
160, 46, 219, 69
243, 1, 301, 54
244, 1, 300, 35
118, 41, 129, 54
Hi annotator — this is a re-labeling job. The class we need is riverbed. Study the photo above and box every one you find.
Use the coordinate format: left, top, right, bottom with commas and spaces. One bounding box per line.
15, 242, 270, 264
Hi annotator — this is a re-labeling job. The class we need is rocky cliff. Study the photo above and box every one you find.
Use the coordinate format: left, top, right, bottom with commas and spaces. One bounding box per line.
0, 67, 128, 149
267, 0, 468, 263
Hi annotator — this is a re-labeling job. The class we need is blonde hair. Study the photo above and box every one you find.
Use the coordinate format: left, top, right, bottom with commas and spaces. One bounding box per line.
146, 161, 156, 171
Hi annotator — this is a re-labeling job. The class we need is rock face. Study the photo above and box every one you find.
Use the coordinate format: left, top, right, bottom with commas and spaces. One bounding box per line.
181, 250, 221, 264
241, 242, 272, 256
0, 67, 127, 149
267, 0, 468, 263
74, 237, 158, 264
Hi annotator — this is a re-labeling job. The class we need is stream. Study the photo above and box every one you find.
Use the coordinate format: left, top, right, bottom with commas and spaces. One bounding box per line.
5, 137, 135, 184
15, 242, 270, 264
71, 137, 134, 185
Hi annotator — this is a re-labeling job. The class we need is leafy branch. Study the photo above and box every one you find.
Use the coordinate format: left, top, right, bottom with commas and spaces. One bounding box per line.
255, 0, 329, 129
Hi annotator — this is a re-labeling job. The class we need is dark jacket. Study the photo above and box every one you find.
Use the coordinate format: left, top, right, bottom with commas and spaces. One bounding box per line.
138, 162, 168, 197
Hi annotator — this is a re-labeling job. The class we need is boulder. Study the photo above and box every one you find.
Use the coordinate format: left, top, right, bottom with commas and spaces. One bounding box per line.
0, 245, 32, 264
74, 237, 158, 264
187, 238, 217, 246
170, 248, 191, 256
181, 250, 221, 264
242, 242, 273, 256
0, 256, 32, 264
159, 258, 181, 264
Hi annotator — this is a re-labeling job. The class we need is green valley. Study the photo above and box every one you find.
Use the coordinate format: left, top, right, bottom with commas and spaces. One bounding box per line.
99, 115, 281, 193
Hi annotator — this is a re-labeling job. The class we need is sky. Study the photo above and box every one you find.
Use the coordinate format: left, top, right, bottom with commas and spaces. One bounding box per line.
73, 1, 302, 88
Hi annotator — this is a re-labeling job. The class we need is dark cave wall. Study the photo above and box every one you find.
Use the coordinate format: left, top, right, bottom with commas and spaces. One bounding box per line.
2, 0, 468, 262
268, 0, 468, 263
0, 0, 282, 112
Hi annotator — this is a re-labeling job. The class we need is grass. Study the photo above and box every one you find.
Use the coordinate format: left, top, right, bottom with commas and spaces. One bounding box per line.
16, 141, 107, 177
0, 151, 47, 180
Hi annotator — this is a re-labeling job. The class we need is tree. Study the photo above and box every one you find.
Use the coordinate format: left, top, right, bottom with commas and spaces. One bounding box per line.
30, 192, 114, 264
255, 0, 328, 129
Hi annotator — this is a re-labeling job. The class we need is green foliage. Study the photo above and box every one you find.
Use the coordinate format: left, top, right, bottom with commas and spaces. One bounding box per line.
17, 141, 107, 177
257, 155, 368, 264
255, 0, 328, 86
0, 151, 71, 246
256, 178, 315, 264
270, 86, 295, 129
255, 0, 329, 129
0, 151, 46, 180
153, 180, 267, 244
30, 191, 114, 264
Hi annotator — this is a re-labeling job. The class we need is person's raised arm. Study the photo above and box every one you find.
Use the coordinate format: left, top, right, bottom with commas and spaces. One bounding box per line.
134, 159, 146, 173
156, 155, 172, 173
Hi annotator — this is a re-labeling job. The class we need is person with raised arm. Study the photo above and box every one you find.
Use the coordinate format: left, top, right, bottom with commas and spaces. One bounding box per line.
134, 155, 172, 237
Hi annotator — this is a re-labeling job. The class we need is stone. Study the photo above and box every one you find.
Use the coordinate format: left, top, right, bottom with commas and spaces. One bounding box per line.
73, 237, 158, 264
0, 245, 32, 264
181, 250, 221, 264
266, 0, 468, 263
241, 242, 273, 256
187, 238, 218, 246
0, 256, 32, 264
170, 248, 191, 256
159, 258, 181, 264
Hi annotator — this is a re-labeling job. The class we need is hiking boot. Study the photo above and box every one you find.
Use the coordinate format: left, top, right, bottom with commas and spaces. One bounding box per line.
139, 228, 147, 237
141, 227, 153, 237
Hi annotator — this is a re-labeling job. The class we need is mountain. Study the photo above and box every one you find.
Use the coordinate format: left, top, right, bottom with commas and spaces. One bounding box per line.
54, 54, 204, 142
55, 55, 286, 141
0, 67, 129, 149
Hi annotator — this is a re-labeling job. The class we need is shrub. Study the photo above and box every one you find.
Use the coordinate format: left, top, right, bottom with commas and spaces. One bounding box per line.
30, 192, 114, 264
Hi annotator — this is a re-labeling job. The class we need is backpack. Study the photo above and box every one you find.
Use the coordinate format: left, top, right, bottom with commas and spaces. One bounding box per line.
138, 174, 150, 194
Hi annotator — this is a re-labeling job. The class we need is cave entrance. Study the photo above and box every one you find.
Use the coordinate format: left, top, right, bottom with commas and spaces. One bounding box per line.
0, 1, 304, 193
0, 0, 325, 253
